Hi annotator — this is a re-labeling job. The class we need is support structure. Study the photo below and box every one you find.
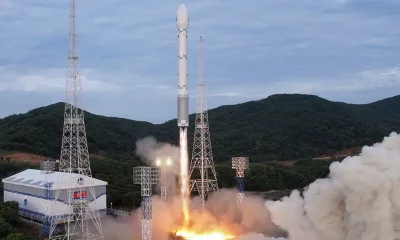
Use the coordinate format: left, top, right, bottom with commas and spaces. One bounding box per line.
38, 160, 55, 240
156, 157, 172, 202
133, 167, 160, 240
48, 0, 103, 239
189, 36, 218, 209
232, 157, 249, 205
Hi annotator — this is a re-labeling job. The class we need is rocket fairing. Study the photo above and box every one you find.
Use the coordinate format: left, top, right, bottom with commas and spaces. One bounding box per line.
176, 4, 189, 127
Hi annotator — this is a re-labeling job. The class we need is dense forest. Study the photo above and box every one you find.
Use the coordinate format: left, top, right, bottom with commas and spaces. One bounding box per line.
1, 94, 400, 162
0, 93, 399, 209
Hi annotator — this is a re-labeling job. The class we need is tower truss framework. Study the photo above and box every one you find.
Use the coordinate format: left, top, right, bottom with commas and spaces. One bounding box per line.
189, 36, 218, 209
133, 167, 160, 240
156, 157, 172, 202
232, 157, 249, 205
48, 0, 103, 239
39, 160, 55, 239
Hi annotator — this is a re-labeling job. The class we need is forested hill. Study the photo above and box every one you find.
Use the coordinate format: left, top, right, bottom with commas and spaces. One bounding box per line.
1, 94, 400, 163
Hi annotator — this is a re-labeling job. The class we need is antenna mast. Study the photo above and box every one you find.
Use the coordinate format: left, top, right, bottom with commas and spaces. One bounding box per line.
189, 36, 218, 209
48, 0, 104, 238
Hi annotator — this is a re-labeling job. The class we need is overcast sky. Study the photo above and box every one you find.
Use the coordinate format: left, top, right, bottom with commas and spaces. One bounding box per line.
0, 0, 399, 123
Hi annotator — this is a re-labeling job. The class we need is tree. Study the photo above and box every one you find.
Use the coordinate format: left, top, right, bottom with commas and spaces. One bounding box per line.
6, 233, 28, 240
0, 217, 13, 238
0, 201, 19, 223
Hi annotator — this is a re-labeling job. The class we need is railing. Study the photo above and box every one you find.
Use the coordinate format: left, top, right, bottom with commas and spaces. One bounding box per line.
106, 208, 133, 217
18, 208, 132, 225
18, 210, 44, 226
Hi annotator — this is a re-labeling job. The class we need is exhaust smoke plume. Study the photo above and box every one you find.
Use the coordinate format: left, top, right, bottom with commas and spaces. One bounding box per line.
267, 132, 400, 240
135, 136, 180, 172
135, 136, 180, 196
103, 189, 280, 239
102, 132, 400, 239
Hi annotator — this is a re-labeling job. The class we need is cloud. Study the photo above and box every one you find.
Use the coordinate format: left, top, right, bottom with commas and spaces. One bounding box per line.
0, 0, 399, 122
0, 66, 121, 93
204, 66, 400, 100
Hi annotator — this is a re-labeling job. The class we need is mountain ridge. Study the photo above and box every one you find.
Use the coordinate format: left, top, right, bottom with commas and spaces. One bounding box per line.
1, 93, 399, 162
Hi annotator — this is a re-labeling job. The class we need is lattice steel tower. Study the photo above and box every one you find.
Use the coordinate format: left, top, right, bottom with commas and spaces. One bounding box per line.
156, 157, 172, 202
133, 167, 160, 240
232, 157, 249, 205
48, 0, 104, 239
189, 36, 218, 209
39, 160, 55, 240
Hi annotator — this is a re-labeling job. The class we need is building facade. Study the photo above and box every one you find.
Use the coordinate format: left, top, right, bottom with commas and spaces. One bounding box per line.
2, 169, 107, 222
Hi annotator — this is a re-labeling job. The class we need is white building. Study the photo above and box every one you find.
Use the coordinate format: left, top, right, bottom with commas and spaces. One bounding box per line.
2, 169, 107, 222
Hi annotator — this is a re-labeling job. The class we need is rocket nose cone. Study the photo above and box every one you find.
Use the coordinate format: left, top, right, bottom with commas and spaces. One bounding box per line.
176, 4, 188, 29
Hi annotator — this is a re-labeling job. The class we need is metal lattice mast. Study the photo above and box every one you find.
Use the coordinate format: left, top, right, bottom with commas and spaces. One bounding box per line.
38, 160, 55, 240
156, 157, 172, 202
189, 36, 218, 209
232, 157, 249, 205
133, 167, 160, 240
48, 0, 104, 239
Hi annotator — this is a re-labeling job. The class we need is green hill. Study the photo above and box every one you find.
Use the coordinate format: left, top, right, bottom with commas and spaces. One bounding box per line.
1, 94, 400, 163
1, 93, 400, 208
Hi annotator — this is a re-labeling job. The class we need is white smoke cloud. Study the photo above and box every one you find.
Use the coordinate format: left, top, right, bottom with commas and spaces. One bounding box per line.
104, 132, 400, 240
135, 136, 181, 196
267, 131, 400, 240
135, 136, 180, 170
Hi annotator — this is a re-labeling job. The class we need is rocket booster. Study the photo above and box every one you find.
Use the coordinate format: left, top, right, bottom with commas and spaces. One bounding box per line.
176, 4, 189, 127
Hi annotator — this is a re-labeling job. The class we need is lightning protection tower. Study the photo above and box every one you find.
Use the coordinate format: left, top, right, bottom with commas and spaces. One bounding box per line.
232, 157, 249, 205
189, 36, 218, 209
156, 157, 172, 202
48, 0, 104, 239
133, 167, 160, 240
38, 160, 55, 240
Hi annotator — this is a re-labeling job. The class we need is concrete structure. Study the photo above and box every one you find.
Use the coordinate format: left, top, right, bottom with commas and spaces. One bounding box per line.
2, 169, 107, 222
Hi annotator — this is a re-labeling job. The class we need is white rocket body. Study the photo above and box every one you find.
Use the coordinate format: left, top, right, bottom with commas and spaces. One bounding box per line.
176, 4, 189, 127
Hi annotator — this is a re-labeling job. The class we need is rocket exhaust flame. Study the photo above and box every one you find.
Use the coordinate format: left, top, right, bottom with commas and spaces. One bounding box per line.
179, 127, 190, 225
175, 229, 235, 240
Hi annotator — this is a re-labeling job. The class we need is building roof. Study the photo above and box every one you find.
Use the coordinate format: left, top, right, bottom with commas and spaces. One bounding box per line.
2, 169, 107, 190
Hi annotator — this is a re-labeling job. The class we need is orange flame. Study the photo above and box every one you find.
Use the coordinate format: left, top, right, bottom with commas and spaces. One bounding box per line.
175, 229, 235, 240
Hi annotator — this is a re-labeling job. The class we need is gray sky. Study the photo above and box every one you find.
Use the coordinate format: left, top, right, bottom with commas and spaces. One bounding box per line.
0, 0, 399, 123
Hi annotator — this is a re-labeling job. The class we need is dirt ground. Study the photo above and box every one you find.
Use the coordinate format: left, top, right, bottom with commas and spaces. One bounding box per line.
0, 152, 45, 165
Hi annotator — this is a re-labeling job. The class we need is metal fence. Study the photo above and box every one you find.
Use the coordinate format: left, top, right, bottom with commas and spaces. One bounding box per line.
19, 210, 45, 222
106, 208, 133, 217
17, 208, 133, 227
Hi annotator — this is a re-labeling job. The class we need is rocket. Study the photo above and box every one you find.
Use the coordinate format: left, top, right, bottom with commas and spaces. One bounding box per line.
176, 4, 191, 207
176, 4, 189, 127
